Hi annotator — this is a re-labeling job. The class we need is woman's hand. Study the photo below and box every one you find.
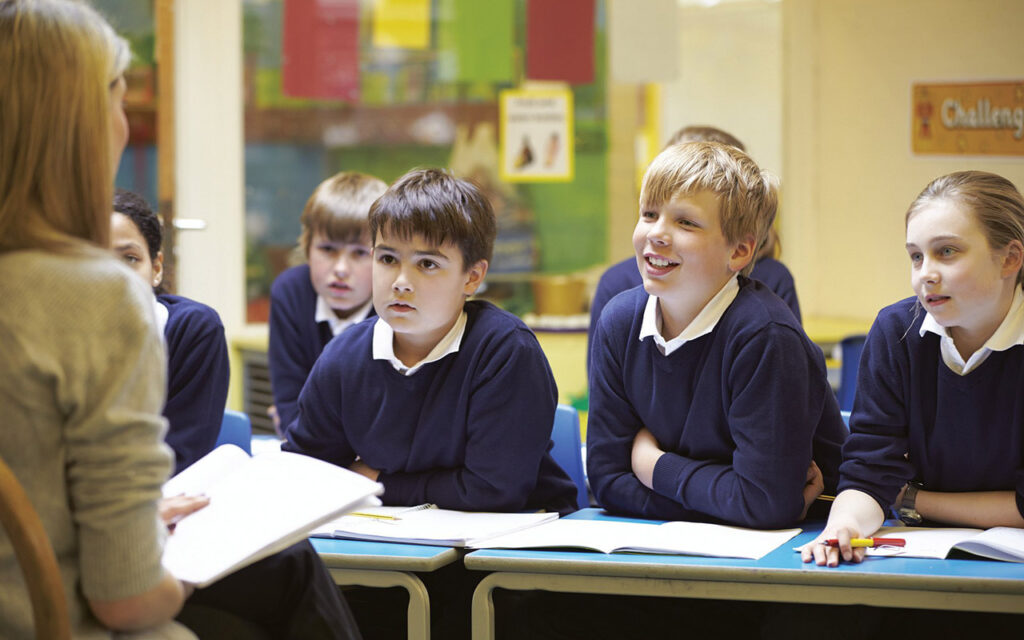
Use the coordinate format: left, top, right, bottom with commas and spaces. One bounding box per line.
158, 494, 210, 532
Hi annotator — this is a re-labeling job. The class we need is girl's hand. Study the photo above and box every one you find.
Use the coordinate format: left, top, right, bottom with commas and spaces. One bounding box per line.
800, 460, 824, 520
350, 459, 380, 482
801, 525, 868, 567
158, 494, 210, 532
631, 428, 664, 489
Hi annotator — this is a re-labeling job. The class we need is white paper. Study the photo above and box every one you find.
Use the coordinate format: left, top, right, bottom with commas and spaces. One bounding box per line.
322, 507, 558, 547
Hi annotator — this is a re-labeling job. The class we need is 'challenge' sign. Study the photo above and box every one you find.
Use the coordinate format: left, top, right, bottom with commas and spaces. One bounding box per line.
912, 82, 1024, 156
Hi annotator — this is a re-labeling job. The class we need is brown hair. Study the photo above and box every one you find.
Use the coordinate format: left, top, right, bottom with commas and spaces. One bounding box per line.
640, 142, 778, 276
665, 125, 746, 152
369, 168, 495, 271
906, 170, 1024, 286
299, 171, 387, 256
0, 0, 129, 254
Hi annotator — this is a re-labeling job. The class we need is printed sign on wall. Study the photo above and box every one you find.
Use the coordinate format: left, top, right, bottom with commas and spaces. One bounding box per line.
912, 81, 1024, 156
500, 88, 574, 182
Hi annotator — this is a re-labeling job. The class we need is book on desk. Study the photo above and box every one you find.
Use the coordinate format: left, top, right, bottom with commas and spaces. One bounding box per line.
311, 505, 558, 547
833, 525, 1024, 563
161, 445, 383, 587
469, 517, 802, 560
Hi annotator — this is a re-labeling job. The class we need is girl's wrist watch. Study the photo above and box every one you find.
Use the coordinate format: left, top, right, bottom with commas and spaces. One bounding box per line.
898, 482, 923, 525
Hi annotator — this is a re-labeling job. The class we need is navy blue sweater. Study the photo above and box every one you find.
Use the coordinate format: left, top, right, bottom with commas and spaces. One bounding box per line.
281, 300, 578, 515
587, 278, 845, 528
839, 296, 1024, 519
268, 264, 375, 431
160, 294, 230, 475
588, 256, 801, 372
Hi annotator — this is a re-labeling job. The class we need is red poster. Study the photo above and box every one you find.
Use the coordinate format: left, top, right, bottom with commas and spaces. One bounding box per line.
526, 0, 594, 84
282, 0, 360, 101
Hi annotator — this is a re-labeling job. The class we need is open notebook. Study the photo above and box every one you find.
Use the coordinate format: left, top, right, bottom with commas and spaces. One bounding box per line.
470, 518, 802, 560
312, 505, 558, 547
162, 445, 382, 587
819, 526, 1024, 563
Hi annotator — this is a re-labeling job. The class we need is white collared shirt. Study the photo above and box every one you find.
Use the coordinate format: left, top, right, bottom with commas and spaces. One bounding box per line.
919, 286, 1024, 375
371, 311, 468, 376
315, 296, 373, 337
638, 275, 740, 356
152, 296, 169, 338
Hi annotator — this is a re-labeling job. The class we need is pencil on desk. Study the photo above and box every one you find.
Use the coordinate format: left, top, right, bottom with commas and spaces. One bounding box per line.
816, 494, 836, 502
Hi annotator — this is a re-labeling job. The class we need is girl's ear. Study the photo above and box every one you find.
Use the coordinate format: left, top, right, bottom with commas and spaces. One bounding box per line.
152, 250, 165, 288
463, 259, 489, 297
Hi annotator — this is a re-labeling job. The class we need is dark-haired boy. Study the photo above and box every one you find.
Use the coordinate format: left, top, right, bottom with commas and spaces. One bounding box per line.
282, 168, 576, 515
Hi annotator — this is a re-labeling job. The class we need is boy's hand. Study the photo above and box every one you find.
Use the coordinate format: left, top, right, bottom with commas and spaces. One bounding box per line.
159, 494, 210, 533
631, 428, 664, 489
800, 460, 824, 520
350, 459, 380, 482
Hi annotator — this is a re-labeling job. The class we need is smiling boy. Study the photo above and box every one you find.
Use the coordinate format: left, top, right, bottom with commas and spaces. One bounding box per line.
282, 168, 577, 515
587, 142, 846, 528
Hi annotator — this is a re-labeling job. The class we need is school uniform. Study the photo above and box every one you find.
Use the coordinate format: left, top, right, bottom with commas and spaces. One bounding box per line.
157, 293, 230, 475
839, 292, 1024, 518
587, 256, 801, 372
282, 299, 578, 516
587, 275, 845, 529
268, 264, 374, 431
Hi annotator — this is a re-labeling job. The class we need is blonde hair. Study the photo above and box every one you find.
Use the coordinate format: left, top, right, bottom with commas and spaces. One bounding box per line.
640, 141, 778, 276
299, 171, 388, 257
0, 0, 129, 254
906, 170, 1024, 286
665, 125, 746, 152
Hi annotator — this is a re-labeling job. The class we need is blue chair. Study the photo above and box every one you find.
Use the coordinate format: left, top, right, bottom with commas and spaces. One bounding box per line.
550, 404, 589, 510
216, 409, 252, 455
836, 334, 867, 413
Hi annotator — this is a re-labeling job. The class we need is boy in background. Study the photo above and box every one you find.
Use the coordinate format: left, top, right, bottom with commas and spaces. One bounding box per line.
587, 141, 845, 529
268, 172, 387, 432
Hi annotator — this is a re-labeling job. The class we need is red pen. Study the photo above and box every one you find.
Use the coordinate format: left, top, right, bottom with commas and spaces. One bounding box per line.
823, 537, 906, 548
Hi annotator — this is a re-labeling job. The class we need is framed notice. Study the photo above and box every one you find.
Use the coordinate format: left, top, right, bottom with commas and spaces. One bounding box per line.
500, 88, 574, 182
912, 81, 1024, 156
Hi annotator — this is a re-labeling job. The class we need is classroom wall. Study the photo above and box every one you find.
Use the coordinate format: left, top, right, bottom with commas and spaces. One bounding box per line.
783, 0, 1024, 322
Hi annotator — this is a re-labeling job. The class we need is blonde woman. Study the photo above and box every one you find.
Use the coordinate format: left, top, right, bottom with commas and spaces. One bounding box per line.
0, 1, 190, 636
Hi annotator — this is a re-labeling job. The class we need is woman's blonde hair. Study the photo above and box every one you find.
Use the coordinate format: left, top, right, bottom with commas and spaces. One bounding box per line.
0, 0, 130, 253
906, 171, 1024, 286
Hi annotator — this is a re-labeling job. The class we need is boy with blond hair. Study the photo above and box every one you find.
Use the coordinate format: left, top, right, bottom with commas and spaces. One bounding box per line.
587, 142, 845, 528
269, 171, 387, 432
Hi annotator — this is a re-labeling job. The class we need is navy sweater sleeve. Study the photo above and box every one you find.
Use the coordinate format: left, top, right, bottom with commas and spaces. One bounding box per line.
379, 327, 560, 511
161, 295, 230, 475
268, 265, 324, 431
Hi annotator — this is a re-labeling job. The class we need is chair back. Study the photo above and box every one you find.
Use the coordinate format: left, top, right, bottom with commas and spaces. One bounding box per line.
216, 409, 253, 455
837, 334, 867, 412
550, 405, 589, 510
0, 457, 71, 639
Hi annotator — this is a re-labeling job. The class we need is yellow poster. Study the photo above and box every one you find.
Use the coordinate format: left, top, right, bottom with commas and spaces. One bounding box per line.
912, 81, 1024, 156
500, 87, 574, 183
372, 0, 430, 50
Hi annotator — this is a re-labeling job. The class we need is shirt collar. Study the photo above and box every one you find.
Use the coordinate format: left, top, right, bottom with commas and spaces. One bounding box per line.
919, 286, 1024, 375
152, 295, 169, 337
372, 311, 468, 376
638, 275, 740, 356
315, 296, 373, 337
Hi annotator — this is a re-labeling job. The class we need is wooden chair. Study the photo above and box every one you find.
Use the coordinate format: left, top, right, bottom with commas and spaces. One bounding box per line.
0, 456, 71, 639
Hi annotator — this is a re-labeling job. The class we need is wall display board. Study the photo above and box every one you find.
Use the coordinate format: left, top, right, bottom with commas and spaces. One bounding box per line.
912, 81, 1024, 156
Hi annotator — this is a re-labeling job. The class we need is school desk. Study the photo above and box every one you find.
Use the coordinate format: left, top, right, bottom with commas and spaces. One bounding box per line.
311, 537, 458, 640
464, 509, 1024, 640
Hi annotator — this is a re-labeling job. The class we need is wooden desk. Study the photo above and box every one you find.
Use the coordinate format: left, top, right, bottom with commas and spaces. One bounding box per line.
311, 537, 459, 640
465, 509, 1024, 640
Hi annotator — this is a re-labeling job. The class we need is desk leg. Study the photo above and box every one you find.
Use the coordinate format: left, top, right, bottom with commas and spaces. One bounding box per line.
328, 568, 431, 640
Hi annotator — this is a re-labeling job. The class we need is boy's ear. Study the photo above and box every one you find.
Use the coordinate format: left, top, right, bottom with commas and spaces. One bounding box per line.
463, 259, 489, 296
1000, 239, 1024, 279
727, 234, 757, 273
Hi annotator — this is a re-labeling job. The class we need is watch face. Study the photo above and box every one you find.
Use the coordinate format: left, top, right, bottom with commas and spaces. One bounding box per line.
898, 508, 922, 526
